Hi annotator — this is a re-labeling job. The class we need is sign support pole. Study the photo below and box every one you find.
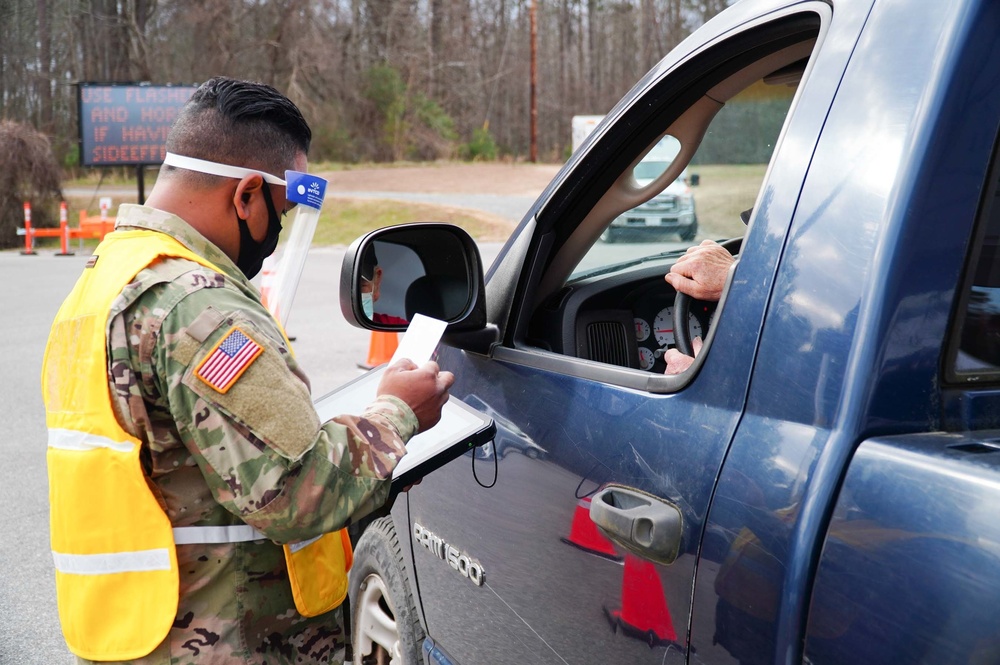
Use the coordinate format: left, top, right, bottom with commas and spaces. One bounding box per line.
136, 165, 146, 205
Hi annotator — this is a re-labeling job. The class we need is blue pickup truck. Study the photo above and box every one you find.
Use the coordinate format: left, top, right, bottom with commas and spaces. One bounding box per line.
337, 0, 1000, 663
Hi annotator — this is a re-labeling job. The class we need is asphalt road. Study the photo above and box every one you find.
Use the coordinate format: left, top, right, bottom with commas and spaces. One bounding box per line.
0, 241, 502, 665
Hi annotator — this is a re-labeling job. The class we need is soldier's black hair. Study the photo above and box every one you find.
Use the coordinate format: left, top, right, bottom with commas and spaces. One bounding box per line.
165, 77, 311, 185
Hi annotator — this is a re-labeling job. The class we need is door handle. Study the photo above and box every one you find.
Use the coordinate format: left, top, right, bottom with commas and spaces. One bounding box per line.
589, 486, 683, 565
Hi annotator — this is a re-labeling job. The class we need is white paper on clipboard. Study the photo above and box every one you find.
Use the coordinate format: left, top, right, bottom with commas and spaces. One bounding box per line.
313, 314, 491, 483
313, 368, 494, 483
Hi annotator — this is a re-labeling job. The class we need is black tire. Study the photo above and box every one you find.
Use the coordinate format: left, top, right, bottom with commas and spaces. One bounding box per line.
349, 517, 425, 665
679, 217, 698, 241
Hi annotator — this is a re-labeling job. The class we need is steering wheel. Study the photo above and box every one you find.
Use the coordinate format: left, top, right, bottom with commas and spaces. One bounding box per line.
672, 238, 742, 358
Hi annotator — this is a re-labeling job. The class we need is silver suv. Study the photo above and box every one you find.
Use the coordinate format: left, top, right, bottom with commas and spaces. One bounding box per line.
601, 137, 697, 242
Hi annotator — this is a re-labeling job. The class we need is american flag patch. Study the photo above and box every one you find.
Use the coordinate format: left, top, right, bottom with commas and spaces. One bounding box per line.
194, 327, 263, 393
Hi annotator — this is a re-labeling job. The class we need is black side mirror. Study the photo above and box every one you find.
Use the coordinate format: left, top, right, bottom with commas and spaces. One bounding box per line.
340, 223, 488, 333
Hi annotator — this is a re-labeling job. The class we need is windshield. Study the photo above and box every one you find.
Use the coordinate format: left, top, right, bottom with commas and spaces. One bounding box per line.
571, 79, 798, 280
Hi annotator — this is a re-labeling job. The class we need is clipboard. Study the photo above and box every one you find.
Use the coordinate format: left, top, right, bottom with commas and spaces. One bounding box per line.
314, 366, 496, 493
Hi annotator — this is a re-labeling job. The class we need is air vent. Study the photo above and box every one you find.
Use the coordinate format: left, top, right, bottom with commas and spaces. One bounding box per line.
586, 321, 630, 367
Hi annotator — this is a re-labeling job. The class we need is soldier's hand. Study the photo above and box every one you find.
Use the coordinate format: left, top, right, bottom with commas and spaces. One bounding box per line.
664, 239, 733, 301
377, 359, 455, 432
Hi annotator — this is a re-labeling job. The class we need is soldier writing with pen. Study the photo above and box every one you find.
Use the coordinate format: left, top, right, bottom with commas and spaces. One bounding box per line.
41, 77, 453, 664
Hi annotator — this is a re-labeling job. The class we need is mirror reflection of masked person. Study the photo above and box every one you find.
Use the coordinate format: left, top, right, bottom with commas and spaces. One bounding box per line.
361, 246, 410, 325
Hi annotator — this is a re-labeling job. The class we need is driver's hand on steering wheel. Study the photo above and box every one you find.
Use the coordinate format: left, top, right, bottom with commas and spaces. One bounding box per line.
664, 240, 733, 301
664, 337, 703, 375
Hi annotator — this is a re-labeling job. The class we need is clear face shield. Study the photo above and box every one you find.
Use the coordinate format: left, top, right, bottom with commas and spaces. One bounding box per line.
162, 152, 328, 326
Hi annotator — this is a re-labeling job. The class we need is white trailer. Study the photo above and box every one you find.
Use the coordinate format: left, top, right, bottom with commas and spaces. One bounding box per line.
571, 115, 604, 153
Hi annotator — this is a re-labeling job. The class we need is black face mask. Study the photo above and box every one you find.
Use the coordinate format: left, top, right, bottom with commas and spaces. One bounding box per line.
235, 183, 282, 279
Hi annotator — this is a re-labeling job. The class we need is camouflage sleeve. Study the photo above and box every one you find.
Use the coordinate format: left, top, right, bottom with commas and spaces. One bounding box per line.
141, 265, 417, 542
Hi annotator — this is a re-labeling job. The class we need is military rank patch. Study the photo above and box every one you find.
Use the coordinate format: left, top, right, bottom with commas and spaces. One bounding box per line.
195, 326, 263, 393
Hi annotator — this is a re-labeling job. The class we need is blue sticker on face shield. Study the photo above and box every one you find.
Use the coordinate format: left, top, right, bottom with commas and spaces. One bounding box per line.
285, 171, 327, 210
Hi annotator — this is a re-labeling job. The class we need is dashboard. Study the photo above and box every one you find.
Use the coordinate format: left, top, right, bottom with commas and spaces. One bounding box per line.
528, 261, 717, 374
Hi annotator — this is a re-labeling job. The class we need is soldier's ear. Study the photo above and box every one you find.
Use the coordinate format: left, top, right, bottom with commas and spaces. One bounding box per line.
233, 174, 264, 219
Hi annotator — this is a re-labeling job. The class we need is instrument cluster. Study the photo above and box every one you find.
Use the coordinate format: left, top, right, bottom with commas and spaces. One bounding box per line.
630, 290, 716, 373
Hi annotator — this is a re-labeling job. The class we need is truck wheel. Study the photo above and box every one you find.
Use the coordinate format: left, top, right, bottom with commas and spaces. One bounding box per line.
679, 218, 698, 241
350, 517, 425, 665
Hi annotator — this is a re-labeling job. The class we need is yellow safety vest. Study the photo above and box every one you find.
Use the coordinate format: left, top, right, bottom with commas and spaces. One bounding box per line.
41, 229, 352, 661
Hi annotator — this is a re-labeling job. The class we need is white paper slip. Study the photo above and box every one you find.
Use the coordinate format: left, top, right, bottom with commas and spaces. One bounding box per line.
390, 313, 448, 366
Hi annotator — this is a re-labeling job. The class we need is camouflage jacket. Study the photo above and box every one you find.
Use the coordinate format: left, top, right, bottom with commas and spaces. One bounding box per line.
82, 205, 417, 665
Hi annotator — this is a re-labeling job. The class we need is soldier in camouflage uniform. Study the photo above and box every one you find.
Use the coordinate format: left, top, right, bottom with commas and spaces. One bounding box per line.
78, 78, 454, 664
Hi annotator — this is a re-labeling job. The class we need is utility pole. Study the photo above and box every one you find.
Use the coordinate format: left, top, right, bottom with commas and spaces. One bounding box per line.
530, 0, 538, 162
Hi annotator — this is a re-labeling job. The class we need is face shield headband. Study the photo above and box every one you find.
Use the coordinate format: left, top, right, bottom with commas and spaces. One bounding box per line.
163, 152, 288, 190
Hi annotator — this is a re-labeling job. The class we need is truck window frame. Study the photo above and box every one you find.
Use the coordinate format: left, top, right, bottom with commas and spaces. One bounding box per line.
493, 6, 830, 394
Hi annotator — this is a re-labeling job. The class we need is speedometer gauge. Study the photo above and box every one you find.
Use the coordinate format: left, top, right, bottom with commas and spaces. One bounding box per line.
653, 306, 703, 347
653, 307, 677, 346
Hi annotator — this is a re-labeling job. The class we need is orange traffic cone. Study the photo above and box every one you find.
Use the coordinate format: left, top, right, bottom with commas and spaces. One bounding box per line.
560, 497, 623, 562
55, 202, 74, 257
604, 554, 681, 649
359, 331, 399, 369
259, 258, 278, 315
20, 202, 36, 255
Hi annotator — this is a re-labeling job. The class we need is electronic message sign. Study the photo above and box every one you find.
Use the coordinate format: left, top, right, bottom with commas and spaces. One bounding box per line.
78, 84, 197, 167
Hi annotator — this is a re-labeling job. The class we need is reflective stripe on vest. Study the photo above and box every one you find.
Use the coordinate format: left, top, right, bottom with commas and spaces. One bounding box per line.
49, 524, 290, 572
48, 428, 135, 453
52, 550, 172, 575
172, 525, 267, 545
42, 229, 351, 660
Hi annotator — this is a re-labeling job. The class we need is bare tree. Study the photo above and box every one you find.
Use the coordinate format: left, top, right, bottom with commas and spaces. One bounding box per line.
0, 120, 63, 248
0, 0, 733, 164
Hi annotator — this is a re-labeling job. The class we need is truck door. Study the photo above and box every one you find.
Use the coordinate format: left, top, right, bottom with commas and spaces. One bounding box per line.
687, 1, 1000, 663
399, 3, 871, 664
